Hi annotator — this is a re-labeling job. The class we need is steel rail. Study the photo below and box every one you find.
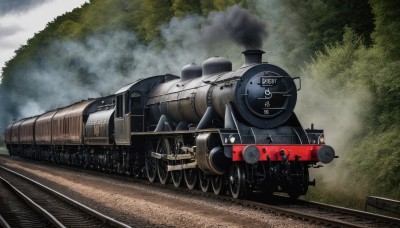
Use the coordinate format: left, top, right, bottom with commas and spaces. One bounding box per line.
296, 199, 400, 226
106, 169, 400, 227
2, 156, 400, 227
0, 166, 131, 228
0, 214, 11, 228
0, 176, 65, 227
55, 162, 397, 227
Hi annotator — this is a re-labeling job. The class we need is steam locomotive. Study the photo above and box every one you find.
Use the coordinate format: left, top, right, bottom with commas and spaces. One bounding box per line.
4, 50, 336, 199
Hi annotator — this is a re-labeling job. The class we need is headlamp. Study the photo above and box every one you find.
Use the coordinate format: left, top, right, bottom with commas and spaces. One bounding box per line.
319, 135, 325, 144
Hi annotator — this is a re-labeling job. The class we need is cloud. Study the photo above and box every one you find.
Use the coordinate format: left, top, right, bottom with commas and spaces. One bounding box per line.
0, 24, 21, 49
0, 24, 22, 37
0, 0, 51, 16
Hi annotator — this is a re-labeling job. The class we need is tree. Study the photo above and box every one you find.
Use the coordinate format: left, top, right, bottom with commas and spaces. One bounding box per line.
370, 0, 400, 61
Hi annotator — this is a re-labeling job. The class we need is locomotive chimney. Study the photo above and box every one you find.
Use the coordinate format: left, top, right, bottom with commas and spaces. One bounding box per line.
242, 50, 265, 67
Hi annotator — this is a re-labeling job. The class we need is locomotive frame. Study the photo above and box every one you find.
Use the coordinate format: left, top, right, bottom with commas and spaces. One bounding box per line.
4, 50, 336, 199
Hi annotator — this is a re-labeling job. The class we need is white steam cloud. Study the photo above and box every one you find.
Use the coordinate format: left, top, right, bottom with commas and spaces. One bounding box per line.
10, 5, 263, 120
255, 0, 373, 197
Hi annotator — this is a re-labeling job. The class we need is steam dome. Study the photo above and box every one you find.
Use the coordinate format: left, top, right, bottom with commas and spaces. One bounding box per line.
202, 56, 232, 76
180, 63, 202, 81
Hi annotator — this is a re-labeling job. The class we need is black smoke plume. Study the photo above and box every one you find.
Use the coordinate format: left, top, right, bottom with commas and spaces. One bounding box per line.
202, 5, 267, 50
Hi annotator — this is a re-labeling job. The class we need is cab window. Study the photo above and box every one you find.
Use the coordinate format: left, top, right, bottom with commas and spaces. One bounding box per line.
130, 91, 142, 115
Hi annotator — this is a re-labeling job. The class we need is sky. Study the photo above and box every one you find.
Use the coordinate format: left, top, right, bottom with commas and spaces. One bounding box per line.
0, 0, 88, 76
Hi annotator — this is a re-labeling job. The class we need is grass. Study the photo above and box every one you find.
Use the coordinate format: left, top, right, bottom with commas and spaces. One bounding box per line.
304, 187, 366, 210
0, 147, 9, 155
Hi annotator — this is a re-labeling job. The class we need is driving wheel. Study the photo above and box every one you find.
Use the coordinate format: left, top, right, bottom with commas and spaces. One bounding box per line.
184, 168, 197, 190
156, 139, 170, 185
145, 141, 157, 182
229, 163, 246, 199
198, 170, 210, 192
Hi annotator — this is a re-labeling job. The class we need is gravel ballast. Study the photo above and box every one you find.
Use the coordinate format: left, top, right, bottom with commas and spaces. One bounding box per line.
0, 156, 315, 227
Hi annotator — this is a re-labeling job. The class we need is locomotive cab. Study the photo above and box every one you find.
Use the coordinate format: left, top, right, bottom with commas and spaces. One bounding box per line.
113, 75, 179, 145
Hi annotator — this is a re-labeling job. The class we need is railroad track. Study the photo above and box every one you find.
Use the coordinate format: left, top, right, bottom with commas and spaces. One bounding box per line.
2, 156, 400, 227
289, 199, 400, 227
0, 166, 131, 228
181, 186, 400, 227
0, 177, 51, 227
72, 164, 400, 227
234, 195, 400, 227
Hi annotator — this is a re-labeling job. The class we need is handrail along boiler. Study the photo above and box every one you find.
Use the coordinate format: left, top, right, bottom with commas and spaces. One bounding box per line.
4, 50, 336, 199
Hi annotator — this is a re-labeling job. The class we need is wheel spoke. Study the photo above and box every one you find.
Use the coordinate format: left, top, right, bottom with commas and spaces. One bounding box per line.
198, 171, 210, 192
211, 175, 226, 195
171, 138, 184, 188
229, 164, 246, 199
171, 160, 183, 188
171, 170, 183, 187
146, 141, 157, 182
157, 139, 170, 185
184, 169, 197, 190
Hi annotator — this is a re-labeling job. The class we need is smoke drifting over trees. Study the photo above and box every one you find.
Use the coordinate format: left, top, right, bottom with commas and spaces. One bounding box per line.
0, 4, 268, 124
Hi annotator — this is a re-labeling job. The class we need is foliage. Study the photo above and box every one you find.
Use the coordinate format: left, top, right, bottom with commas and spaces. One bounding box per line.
132, 0, 245, 42
282, 0, 374, 53
0, 135, 4, 147
303, 0, 400, 203
370, 0, 400, 61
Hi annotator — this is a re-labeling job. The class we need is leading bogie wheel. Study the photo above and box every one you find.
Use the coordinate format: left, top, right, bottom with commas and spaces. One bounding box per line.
229, 163, 246, 199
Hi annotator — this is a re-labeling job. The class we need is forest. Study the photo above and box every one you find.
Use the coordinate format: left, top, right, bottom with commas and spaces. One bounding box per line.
0, 0, 399, 208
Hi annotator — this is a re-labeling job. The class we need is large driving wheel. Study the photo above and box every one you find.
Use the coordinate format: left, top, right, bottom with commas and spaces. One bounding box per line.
229, 163, 246, 199
145, 141, 157, 182
156, 139, 170, 185
184, 168, 197, 190
171, 138, 184, 188
211, 175, 226, 195
198, 170, 210, 192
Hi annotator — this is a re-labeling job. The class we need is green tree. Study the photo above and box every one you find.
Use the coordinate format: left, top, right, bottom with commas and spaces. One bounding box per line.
284, 0, 374, 54
131, 0, 173, 42
171, 0, 202, 16
370, 0, 400, 61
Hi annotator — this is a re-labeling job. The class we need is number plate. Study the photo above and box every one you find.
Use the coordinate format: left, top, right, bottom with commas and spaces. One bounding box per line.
260, 77, 278, 86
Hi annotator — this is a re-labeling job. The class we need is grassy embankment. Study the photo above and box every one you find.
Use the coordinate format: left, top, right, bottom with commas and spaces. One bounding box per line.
0, 147, 9, 155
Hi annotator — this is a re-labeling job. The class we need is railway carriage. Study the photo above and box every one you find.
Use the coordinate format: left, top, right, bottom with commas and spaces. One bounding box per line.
8, 119, 26, 156
5, 123, 13, 154
4, 50, 336, 199
18, 116, 39, 159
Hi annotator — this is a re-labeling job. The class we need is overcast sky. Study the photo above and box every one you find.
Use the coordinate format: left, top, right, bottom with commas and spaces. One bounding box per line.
0, 0, 88, 76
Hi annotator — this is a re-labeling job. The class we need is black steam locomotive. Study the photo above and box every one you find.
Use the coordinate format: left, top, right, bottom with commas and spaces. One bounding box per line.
5, 50, 335, 199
